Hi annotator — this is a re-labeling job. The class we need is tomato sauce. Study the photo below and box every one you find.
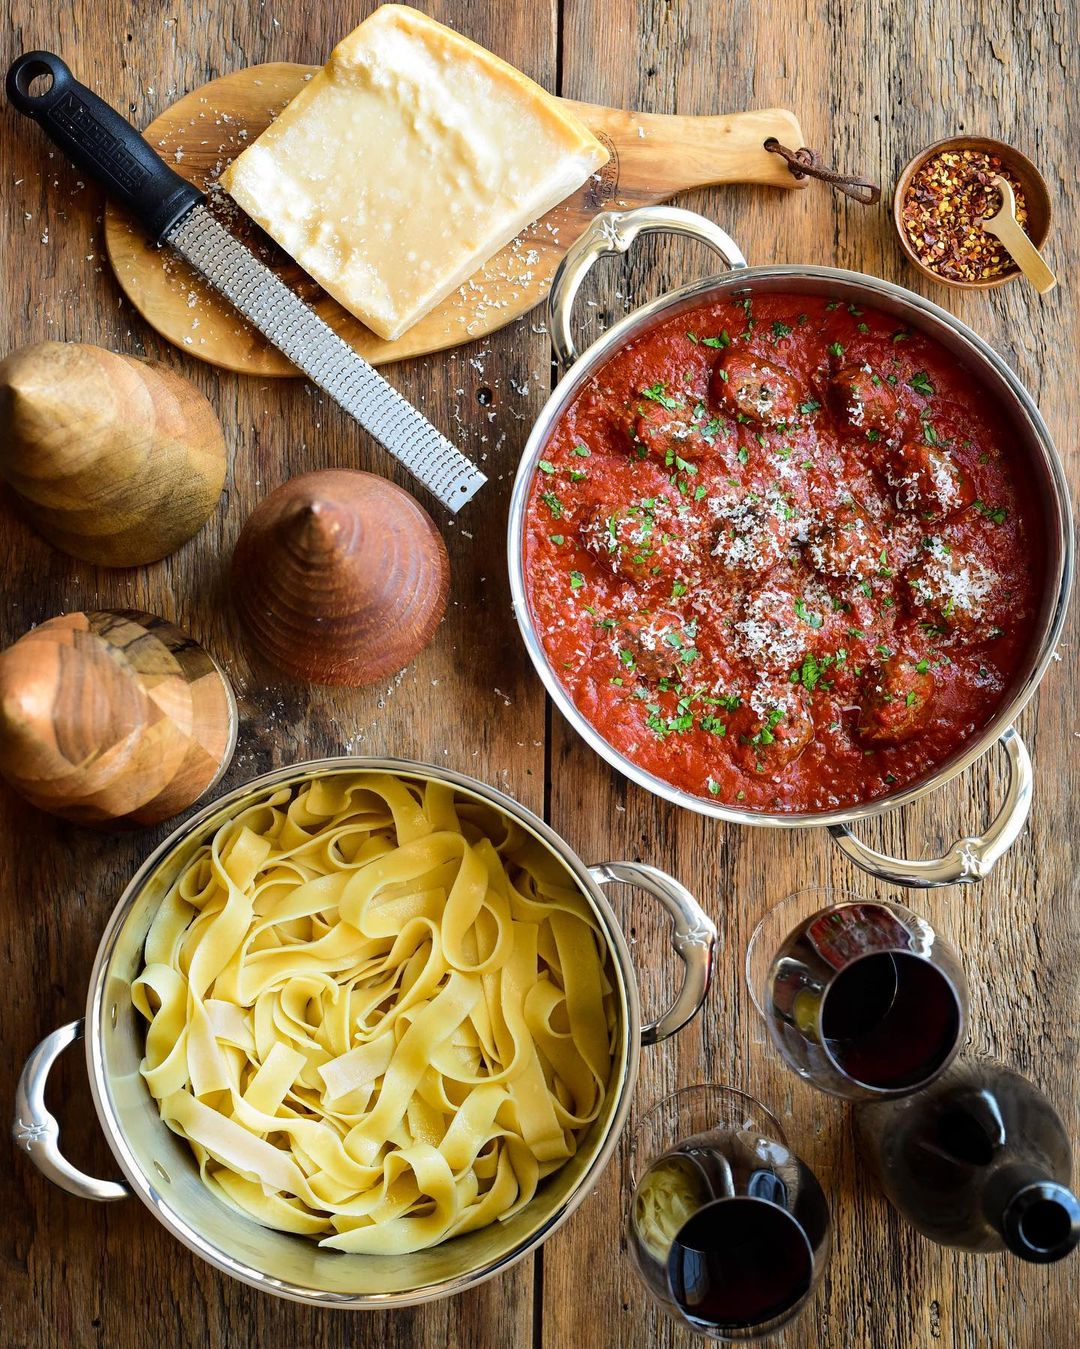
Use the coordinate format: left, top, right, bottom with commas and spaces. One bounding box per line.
522, 293, 1043, 813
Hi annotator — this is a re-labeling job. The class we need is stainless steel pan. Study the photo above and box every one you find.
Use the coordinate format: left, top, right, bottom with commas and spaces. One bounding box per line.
507, 206, 1072, 888
14, 757, 715, 1307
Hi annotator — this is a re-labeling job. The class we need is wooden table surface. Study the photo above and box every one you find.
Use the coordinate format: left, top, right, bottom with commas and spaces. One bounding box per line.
2, 2, 1077, 1346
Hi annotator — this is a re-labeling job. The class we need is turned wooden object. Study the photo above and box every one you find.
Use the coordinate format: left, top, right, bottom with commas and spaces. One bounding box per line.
0, 342, 227, 566
231, 470, 450, 685
0, 610, 237, 827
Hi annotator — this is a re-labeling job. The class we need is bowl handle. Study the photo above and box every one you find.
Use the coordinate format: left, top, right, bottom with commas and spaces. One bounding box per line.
549, 205, 748, 369
588, 861, 716, 1045
13, 1018, 130, 1201
827, 726, 1033, 888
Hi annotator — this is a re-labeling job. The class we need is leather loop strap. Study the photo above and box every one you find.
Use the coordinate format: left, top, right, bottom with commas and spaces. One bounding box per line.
765, 138, 881, 205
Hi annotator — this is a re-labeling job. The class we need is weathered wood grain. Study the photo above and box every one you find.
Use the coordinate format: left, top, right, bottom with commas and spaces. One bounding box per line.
0, 3, 551, 1347
1, 1, 1076, 1348
543, 2, 1079, 1348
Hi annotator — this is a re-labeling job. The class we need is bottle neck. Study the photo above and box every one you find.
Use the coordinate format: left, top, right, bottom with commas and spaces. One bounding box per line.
984, 1163, 1080, 1263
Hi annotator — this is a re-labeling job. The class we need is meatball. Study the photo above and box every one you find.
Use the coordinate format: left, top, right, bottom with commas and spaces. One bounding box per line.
581, 497, 700, 586
886, 439, 975, 519
731, 580, 813, 672
829, 365, 898, 436
710, 488, 803, 576
710, 351, 801, 427
905, 537, 1002, 641
807, 502, 886, 581
733, 685, 815, 773
620, 397, 699, 460
615, 611, 694, 680
855, 656, 936, 744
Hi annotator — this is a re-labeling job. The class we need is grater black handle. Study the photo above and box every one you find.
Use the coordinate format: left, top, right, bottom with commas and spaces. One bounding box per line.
6, 51, 204, 242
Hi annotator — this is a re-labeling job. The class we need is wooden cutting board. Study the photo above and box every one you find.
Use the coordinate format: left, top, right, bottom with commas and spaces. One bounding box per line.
103, 64, 805, 374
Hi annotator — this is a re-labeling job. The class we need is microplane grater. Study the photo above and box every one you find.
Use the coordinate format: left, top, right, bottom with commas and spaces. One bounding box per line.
7, 50, 487, 513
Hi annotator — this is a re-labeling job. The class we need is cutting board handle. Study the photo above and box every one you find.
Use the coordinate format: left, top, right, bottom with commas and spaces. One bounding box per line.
565, 102, 810, 193
6, 50, 204, 239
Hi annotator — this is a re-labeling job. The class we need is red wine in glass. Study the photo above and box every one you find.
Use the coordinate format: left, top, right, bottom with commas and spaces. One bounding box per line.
628, 1087, 831, 1342
747, 891, 968, 1100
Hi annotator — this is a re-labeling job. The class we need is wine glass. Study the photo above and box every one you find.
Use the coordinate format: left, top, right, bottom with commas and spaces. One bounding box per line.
745, 886, 968, 1100
626, 1084, 831, 1342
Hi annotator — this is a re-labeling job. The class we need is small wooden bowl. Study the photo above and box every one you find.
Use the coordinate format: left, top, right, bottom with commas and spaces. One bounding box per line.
892, 136, 1052, 291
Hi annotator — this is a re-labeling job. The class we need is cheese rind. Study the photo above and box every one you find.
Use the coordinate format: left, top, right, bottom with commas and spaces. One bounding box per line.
220, 5, 608, 342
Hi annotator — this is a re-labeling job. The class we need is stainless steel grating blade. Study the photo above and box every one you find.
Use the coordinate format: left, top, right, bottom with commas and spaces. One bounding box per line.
167, 205, 487, 511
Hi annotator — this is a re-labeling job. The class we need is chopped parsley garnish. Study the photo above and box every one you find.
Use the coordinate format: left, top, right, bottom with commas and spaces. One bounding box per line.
737, 447, 749, 465
876, 643, 892, 658
922, 420, 941, 446
914, 658, 930, 674
538, 460, 556, 474
973, 500, 1008, 525
798, 652, 826, 691
857, 322, 870, 334
772, 320, 793, 339
892, 329, 910, 343
569, 469, 587, 481
707, 779, 722, 795
798, 398, 821, 415
794, 596, 824, 629
753, 708, 785, 746
569, 571, 584, 590
671, 580, 688, 598
905, 691, 918, 706
701, 330, 731, 349
828, 341, 845, 358
571, 444, 590, 457
641, 382, 680, 410
700, 716, 727, 735
540, 491, 563, 518
909, 370, 935, 396
549, 533, 564, 545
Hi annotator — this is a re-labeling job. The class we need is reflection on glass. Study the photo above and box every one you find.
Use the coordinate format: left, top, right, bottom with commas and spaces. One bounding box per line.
626, 1085, 831, 1342
746, 887, 968, 1100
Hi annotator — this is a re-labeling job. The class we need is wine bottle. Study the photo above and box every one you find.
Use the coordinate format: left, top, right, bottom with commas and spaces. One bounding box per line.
858, 1059, 1080, 1263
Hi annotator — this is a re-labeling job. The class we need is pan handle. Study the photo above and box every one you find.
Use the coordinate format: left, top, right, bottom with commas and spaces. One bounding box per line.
13, 1019, 130, 1202
828, 726, 1033, 888
549, 205, 748, 369
589, 861, 716, 1045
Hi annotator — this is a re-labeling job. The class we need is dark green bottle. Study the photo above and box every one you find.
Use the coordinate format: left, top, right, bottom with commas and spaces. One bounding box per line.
858, 1060, 1080, 1263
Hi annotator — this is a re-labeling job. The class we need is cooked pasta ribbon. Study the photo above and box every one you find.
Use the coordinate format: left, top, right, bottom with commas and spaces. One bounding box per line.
133, 774, 616, 1254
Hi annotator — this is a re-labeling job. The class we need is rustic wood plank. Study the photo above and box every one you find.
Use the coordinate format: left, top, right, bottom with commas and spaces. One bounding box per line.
3, 1, 1078, 1347
0, 3, 554, 1346
542, 1, 1079, 1347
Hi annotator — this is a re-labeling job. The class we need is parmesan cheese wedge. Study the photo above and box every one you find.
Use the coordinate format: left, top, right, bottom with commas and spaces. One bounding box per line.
220, 5, 608, 342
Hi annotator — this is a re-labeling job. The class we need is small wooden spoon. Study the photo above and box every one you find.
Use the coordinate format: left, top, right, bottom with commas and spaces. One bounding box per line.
983, 175, 1057, 294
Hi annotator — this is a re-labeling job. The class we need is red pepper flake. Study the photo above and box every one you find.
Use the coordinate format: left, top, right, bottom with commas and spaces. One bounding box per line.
900, 149, 1030, 281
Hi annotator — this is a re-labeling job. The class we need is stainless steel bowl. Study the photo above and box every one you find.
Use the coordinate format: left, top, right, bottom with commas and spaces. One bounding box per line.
507, 206, 1073, 889
13, 757, 715, 1308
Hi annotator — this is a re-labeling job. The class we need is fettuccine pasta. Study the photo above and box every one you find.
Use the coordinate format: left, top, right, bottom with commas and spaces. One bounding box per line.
133, 773, 617, 1254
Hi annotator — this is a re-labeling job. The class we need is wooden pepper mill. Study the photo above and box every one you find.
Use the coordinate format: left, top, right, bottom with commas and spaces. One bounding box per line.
231, 469, 450, 685
0, 610, 237, 827
0, 341, 227, 566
